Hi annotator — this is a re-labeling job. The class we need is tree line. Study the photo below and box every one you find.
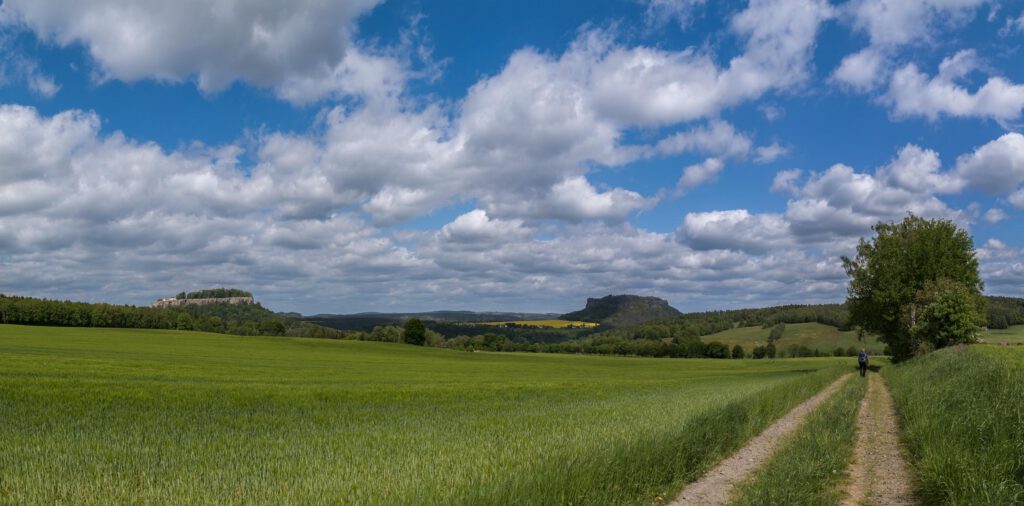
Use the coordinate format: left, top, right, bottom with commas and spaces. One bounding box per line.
0, 294, 343, 339
338, 318, 867, 359
175, 288, 252, 299
986, 296, 1024, 329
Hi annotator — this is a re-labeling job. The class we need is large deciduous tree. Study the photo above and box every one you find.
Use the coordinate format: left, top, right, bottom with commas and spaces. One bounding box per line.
842, 215, 985, 361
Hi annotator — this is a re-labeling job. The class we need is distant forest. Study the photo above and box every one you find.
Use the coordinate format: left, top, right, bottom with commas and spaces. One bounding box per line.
986, 296, 1024, 329
175, 288, 252, 299
3, 293, 1022, 359
0, 294, 341, 339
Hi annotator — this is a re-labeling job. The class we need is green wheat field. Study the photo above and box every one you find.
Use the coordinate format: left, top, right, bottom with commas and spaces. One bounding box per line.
0, 324, 849, 505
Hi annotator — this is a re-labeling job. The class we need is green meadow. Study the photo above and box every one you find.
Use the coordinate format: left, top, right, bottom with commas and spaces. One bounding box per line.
702, 322, 886, 355
0, 324, 848, 505
980, 325, 1024, 345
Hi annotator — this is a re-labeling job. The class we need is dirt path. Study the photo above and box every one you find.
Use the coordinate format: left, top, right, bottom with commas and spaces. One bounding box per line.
668, 373, 853, 506
841, 373, 916, 506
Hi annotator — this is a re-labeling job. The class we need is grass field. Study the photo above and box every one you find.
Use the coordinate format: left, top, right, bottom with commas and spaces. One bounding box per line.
884, 346, 1024, 505
477, 319, 600, 328
0, 324, 849, 505
980, 325, 1024, 344
702, 322, 886, 355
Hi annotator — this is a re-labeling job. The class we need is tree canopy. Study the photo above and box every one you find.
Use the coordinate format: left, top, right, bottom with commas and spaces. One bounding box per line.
842, 215, 984, 361
403, 318, 427, 346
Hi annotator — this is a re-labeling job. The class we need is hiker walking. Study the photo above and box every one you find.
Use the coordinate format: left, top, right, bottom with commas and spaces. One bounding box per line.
858, 348, 869, 377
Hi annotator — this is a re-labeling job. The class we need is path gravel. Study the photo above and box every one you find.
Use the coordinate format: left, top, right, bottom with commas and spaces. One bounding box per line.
841, 373, 916, 506
668, 373, 853, 506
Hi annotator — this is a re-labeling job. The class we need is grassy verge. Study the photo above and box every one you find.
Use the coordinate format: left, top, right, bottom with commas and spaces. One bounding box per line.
730, 373, 865, 506
0, 324, 850, 505
883, 346, 1024, 505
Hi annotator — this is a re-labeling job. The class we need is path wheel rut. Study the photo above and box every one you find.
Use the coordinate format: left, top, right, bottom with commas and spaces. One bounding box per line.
668, 373, 853, 506
840, 373, 915, 506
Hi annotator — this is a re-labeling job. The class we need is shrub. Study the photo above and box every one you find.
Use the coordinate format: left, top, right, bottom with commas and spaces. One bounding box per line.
704, 341, 730, 359
732, 344, 745, 359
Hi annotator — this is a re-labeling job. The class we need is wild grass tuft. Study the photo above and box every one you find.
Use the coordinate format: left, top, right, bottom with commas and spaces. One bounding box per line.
884, 346, 1024, 505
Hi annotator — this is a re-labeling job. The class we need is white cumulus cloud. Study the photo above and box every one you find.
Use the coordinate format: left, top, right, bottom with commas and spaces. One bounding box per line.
831, 48, 887, 92
0, 0, 383, 100
884, 50, 1024, 122
771, 168, 803, 194
953, 132, 1024, 193
984, 208, 1008, 223
845, 0, 986, 47
678, 209, 792, 253
755, 143, 788, 163
677, 158, 725, 192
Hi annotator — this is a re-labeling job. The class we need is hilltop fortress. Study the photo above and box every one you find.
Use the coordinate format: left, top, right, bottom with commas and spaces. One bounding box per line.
152, 296, 254, 308
151, 288, 255, 308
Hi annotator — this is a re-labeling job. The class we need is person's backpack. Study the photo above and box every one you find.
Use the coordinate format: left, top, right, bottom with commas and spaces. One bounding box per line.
858, 352, 867, 364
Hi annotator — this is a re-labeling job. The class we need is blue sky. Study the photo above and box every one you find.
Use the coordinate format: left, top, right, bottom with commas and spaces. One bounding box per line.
1, 0, 1023, 314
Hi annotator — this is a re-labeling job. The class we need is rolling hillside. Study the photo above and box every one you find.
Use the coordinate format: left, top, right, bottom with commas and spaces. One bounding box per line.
306, 310, 560, 331
701, 322, 885, 355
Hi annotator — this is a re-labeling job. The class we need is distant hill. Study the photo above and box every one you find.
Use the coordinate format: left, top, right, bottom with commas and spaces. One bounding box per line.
560, 295, 682, 327
306, 310, 560, 331
701, 322, 886, 355
152, 288, 255, 308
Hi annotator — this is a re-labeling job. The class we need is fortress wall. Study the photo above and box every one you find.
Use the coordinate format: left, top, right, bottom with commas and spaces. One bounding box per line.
151, 296, 254, 308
